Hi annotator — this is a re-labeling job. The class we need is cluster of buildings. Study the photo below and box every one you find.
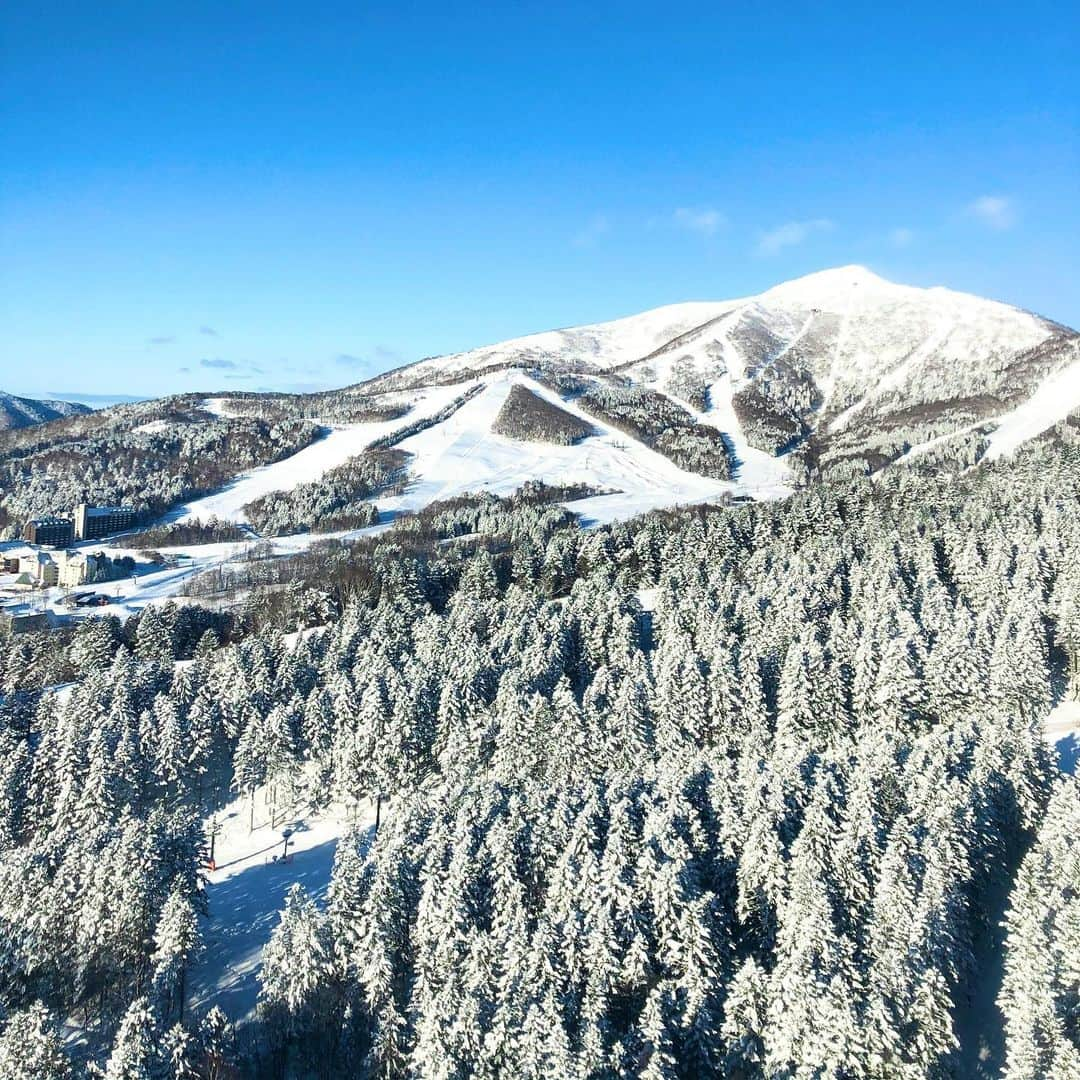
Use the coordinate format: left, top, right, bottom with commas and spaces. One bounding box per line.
3, 549, 123, 589
0, 504, 142, 634
22, 503, 137, 547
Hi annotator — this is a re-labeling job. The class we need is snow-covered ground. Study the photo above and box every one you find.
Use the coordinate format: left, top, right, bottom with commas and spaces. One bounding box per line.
189, 787, 377, 1022
30, 544, 246, 622
1046, 698, 1080, 775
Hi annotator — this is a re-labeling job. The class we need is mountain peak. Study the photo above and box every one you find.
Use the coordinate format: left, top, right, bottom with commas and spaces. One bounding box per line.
786, 263, 882, 284
759, 265, 899, 309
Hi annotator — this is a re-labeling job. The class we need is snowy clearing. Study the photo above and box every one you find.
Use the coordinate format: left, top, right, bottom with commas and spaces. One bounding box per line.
189, 788, 377, 1023
1046, 698, 1080, 775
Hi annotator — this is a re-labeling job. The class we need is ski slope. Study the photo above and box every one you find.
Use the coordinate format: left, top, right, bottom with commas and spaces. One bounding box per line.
373, 371, 781, 525
175, 384, 464, 524
180, 368, 792, 540
984, 343, 1080, 459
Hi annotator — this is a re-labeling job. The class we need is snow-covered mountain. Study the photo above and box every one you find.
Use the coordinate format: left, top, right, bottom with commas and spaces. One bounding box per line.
13, 273, 1079, 1079
363, 266, 1080, 480
170, 266, 1080, 531
0, 390, 92, 431
7, 268, 1079, 539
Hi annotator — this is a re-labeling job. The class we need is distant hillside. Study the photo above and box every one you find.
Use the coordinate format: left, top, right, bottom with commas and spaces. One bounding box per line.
0, 391, 92, 431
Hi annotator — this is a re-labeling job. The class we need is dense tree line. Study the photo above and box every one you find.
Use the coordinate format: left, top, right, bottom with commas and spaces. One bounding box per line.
216, 390, 408, 425
243, 450, 406, 537
0, 602, 233, 699
183, 490, 585, 617
998, 777, 1080, 1078
113, 517, 250, 549
0, 439, 1077, 1074
664, 353, 718, 411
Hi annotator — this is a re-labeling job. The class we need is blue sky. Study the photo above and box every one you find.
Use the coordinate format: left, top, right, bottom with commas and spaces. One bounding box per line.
2, 2, 1077, 399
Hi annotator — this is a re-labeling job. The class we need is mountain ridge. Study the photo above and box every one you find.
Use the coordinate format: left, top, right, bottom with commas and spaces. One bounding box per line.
354, 266, 1078, 485
360, 266, 1071, 390
0, 391, 92, 431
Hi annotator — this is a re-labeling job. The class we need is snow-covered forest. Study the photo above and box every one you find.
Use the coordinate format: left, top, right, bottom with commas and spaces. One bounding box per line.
0, 431, 1077, 1077
243, 449, 406, 537
577, 384, 733, 480
0, 397, 320, 533
491, 383, 596, 445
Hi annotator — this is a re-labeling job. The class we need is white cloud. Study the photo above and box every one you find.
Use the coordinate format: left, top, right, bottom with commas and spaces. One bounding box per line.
889, 227, 914, 248
572, 214, 610, 248
756, 218, 834, 256
673, 206, 726, 236
967, 195, 1014, 230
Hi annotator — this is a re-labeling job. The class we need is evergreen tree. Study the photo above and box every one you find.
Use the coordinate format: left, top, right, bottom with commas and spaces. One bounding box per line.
151, 890, 201, 1024
104, 997, 162, 1080
259, 883, 336, 1039
0, 1003, 73, 1080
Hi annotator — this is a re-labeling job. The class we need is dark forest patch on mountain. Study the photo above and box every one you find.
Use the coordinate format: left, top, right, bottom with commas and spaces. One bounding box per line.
491, 384, 594, 445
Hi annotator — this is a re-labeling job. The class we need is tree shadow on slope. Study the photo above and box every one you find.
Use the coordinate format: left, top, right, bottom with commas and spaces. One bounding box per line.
188, 836, 343, 1023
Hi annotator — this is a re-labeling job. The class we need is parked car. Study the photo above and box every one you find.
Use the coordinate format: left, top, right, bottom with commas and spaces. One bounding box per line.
73, 593, 109, 607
